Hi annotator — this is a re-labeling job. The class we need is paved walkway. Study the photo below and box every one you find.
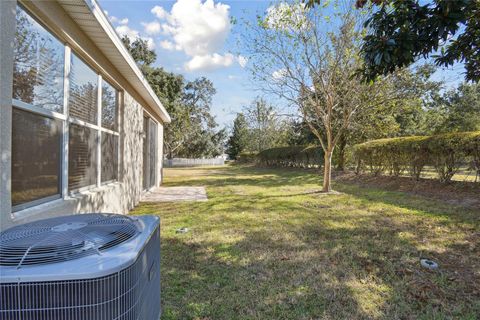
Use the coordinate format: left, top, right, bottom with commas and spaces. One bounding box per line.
141, 186, 208, 202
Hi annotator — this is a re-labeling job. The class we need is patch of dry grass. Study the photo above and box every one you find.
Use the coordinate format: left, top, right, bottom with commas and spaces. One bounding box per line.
131, 165, 480, 319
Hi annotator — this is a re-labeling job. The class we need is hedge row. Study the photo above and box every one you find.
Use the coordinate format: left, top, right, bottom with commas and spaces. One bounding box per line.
257, 146, 324, 168
353, 131, 480, 182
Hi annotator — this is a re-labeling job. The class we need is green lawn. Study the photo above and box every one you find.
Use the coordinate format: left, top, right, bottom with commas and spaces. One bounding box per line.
131, 165, 480, 320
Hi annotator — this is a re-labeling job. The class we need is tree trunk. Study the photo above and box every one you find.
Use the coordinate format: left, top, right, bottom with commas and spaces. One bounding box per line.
323, 149, 333, 192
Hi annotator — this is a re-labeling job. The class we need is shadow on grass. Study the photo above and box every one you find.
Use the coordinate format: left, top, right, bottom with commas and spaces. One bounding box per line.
158, 214, 479, 319
134, 165, 479, 319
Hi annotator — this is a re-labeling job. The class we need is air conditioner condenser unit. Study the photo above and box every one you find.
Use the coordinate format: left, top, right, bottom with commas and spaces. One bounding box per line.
0, 213, 161, 320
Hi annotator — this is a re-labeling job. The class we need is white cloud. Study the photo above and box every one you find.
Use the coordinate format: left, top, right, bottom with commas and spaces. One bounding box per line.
119, 18, 129, 25
185, 53, 235, 72
238, 55, 247, 68
160, 40, 175, 50
115, 24, 155, 50
143, 21, 162, 35
272, 68, 287, 81
167, 0, 231, 57
151, 0, 238, 72
145, 37, 156, 50
151, 5, 168, 20
116, 25, 139, 39
265, 2, 309, 31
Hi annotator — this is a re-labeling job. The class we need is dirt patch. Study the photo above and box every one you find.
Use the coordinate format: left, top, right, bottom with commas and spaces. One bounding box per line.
336, 172, 480, 210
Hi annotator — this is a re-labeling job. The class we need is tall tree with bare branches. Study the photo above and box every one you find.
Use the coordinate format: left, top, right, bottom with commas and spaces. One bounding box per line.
242, 0, 398, 191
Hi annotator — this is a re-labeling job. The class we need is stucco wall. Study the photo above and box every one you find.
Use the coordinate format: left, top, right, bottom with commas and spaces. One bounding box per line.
0, 1, 165, 231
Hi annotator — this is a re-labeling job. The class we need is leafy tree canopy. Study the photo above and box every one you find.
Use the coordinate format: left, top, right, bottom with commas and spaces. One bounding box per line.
305, 0, 480, 82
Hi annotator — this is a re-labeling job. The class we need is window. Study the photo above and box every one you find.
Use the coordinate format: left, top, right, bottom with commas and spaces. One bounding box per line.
11, 108, 62, 207
11, 6, 64, 209
101, 132, 119, 182
102, 81, 118, 131
68, 123, 98, 190
67, 54, 119, 190
10, 5, 122, 211
142, 116, 157, 190
13, 5, 64, 113
69, 54, 98, 124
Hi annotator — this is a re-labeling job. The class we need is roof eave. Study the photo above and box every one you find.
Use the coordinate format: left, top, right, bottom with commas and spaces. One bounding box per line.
83, 0, 171, 123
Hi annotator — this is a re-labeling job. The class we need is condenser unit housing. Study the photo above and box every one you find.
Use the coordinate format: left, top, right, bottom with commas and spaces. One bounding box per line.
0, 213, 161, 320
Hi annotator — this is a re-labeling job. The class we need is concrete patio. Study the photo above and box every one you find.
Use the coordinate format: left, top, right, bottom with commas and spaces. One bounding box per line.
141, 186, 208, 202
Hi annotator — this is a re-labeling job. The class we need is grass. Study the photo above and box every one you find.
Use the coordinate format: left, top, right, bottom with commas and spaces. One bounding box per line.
131, 165, 480, 320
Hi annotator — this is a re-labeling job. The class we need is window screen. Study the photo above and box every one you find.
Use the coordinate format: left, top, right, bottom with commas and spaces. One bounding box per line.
101, 82, 118, 131
101, 132, 119, 182
13, 5, 64, 113
69, 54, 98, 124
68, 123, 97, 190
11, 108, 62, 206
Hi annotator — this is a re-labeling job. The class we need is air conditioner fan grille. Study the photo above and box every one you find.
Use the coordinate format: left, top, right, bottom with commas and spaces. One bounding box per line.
0, 214, 138, 267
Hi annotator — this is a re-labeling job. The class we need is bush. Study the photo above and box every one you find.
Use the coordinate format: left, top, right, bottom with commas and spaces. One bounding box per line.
257, 146, 324, 168
353, 131, 480, 183
236, 152, 257, 164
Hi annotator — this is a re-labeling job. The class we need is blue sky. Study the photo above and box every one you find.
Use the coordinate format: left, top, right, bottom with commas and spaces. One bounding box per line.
99, 0, 272, 129
98, 0, 465, 130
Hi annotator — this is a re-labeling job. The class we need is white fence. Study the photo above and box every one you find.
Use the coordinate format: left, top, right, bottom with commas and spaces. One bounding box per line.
163, 158, 225, 168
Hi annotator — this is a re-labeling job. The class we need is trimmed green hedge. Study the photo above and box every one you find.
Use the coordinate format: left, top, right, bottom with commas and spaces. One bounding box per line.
353, 131, 480, 182
257, 146, 324, 168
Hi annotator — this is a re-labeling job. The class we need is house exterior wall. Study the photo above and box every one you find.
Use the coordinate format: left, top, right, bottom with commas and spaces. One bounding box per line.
0, 0, 165, 231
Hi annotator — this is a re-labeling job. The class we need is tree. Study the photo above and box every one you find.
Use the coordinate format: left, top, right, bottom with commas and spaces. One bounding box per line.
426, 82, 480, 134
121, 36, 156, 73
122, 38, 226, 158
243, 98, 285, 153
305, 0, 480, 82
243, 1, 398, 191
226, 113, 250, 159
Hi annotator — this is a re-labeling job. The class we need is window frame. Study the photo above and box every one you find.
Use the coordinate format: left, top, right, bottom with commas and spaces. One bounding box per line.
11, 108, 63, 212
10, 4, 122, 213
67, 55, 121, 193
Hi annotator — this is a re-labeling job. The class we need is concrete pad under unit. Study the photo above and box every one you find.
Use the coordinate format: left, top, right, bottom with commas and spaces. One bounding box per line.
141, 187, 208, 202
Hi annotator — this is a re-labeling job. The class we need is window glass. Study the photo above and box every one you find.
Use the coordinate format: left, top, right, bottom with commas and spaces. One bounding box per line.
68, 123, 97, 190
102, 82, 118, 130
101, 133, 119, 182
69, 54, 98, 124
11, 108, 61, 206
13, 6, 64, 112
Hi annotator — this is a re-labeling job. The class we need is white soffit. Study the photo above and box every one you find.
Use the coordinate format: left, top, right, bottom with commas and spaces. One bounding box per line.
57, 0, 171, 123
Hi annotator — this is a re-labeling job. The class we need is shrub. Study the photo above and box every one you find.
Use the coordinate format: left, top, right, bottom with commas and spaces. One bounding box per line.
257, 146, 324, 168
236, 152, 257, 164
353, 131, 480, 183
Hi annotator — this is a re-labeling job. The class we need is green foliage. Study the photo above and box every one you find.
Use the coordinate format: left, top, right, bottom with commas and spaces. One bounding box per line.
257, 145, 324, 168
244, 98, 288, 153
426, 82, 480, 134
236, 152, 258, 164
121, 37, 156, 71
305, 0, 479, 82
226, 113, 250, 160
353, 132, 480, 182
122, 37, 225, 158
